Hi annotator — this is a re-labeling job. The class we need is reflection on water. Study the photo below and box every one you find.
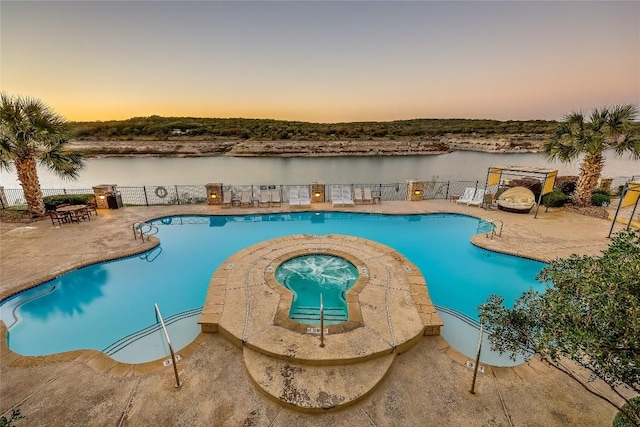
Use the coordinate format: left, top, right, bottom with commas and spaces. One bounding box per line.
20, 265, 108, 320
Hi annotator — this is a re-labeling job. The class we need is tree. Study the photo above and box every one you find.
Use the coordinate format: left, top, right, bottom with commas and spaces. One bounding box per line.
479, 229, 640, 426
0, 94, 83, 217
541, 105, 640, 206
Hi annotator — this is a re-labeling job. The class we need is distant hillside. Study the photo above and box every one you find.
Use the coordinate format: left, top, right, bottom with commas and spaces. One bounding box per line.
70, 116, 558, 141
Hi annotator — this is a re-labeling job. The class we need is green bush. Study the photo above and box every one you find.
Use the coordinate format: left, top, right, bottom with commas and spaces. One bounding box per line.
591, 191, 611, 206
43, 194, 94, 211
613, 396, 640, 427
542, 189, 569, 207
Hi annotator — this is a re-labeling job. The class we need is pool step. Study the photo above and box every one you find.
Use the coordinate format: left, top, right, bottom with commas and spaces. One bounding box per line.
243, 346, 395, 412
290, 306, 347, 324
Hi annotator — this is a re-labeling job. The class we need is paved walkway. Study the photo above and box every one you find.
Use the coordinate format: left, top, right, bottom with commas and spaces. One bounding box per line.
1, 201, 634, 425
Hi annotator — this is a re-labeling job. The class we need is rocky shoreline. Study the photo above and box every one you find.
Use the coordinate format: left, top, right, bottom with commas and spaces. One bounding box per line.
68, 134, 545, 158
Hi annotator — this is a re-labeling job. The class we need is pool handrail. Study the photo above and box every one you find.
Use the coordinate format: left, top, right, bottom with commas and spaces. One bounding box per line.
132, 221, 159, 242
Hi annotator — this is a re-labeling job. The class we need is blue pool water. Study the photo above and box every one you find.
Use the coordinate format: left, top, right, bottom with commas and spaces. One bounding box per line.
275, 254, 359, 325
0, 213, 547, 366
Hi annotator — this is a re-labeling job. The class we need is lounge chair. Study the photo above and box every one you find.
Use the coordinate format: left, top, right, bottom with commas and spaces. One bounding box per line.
259, 189, 270, 207
222, 190, 233, 208
289, 187, 300, 206
456, 187, 476, 204
298, 186, 312, 207
363, 187, 374, 204
467, 189, 486, 207
331, 186, 343, 207
497, 186, 535, 214
240, 190, 252, 207
353, 187, 363, 204
270, 188, 282, 207
341, 186, 355, 206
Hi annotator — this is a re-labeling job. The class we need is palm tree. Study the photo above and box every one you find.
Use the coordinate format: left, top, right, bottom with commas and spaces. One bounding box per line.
0, 93, 84, 217
542, 105, 640, 206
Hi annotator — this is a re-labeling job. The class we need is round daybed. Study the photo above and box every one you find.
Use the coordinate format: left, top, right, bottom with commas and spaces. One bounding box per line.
497, 186, 536, 214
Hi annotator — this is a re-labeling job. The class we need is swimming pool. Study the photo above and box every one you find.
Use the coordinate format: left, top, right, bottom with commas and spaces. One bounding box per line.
0, 212, 547, 366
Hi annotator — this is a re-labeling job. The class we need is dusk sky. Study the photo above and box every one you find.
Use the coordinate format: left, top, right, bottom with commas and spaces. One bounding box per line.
1, 1, 638, 123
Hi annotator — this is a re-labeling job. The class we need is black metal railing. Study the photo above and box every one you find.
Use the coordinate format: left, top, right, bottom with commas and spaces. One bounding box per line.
2, 176, 637, 208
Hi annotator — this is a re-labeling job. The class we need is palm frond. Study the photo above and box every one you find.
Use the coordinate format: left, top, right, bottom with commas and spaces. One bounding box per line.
613, 133, 640, 160
39, 145, 84, 180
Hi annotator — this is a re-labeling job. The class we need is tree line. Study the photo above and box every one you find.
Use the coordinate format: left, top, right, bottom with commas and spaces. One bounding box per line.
71, 116, 559, 140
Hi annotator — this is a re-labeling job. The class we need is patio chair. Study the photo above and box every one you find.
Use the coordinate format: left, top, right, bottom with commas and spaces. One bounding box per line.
341, 186, 355, 206
240, 190, 252, 207
289, 187, 301, 206
330, 186, 344, 207
455, 187, 476, 204
259, 189, 271, 207
86, 202, 98, 216
353, 187, 363, 204
298, 186, 312, 207
467, 189, 486, 207
74, 207, 91, 222
270, 188, 282, 207
47, 210, 66, 227
222, 190, 233, 208
363, 187, 374, 204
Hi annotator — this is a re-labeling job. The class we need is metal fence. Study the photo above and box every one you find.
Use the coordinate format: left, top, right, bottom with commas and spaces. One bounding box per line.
2, 175, 638, 208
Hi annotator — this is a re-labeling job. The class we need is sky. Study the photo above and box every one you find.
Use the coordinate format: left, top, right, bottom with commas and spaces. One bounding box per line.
1, 1, 638, 123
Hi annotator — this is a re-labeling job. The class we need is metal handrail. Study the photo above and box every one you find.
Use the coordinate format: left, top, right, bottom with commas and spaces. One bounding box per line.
154, 303, 182, 388
319, 293, 325, 348
477, 219, 503, 239
132, 221, 159, 242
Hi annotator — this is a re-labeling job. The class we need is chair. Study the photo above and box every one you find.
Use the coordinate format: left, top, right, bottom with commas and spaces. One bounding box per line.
47, 210, 66, 227
298, 186, 312, 207
331, 186, 343, 207
353, 187, 363, 204
222, 190, 233, 208
467, 189, 486, 207
259, 189, 271, 207
341, 186, 355, 206
86, 202, 98, 216
456, 187, 476, 204
240, 190, 252, 207
363, 187, 374, 204
270, 189, 282, 207
74, 207, 91, 222
289, 187, 300, 206
497, 186, 535, 214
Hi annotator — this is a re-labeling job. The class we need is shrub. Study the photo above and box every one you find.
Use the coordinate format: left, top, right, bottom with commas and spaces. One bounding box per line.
591, 192, 611, 207
555, 176, 578, 196
542, 189, 569, 207
43, 194, 94, 211
613, 396, 640, 427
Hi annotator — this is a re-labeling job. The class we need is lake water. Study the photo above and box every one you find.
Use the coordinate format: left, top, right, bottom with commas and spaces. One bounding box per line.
0, 151, 638, 189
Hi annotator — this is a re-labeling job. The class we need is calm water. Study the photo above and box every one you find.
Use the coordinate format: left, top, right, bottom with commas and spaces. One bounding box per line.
1, 150, 638, 188
1, 213, 546, 366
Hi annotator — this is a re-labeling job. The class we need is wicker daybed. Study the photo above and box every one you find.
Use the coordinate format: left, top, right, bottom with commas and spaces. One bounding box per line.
496, 186, 536, 214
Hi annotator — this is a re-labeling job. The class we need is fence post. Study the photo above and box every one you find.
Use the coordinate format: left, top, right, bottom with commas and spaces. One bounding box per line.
175, 185, 180, 205
143, 186, 149, 206
445, 181, 450, 199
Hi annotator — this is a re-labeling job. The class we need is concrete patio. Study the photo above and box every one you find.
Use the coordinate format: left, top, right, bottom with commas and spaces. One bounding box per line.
1, 200, 634, 426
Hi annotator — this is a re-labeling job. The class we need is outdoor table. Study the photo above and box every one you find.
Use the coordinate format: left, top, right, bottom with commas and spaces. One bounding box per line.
56, 205, 88, 222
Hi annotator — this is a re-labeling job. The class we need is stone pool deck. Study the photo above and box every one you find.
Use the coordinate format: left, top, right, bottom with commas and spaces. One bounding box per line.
0, 200, 635, 425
